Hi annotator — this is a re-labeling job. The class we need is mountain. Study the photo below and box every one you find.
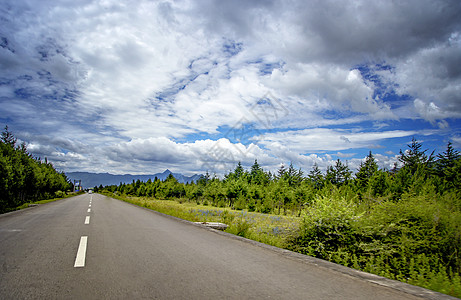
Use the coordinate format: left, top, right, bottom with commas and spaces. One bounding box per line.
66, 170, 203, 188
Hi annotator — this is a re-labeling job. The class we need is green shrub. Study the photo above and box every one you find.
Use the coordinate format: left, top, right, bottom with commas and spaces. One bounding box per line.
287, 189, 461, 298
288, 192, 362, 258
54, 190, 66, 198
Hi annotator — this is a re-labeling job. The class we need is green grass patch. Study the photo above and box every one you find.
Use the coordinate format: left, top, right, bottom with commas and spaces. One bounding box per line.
101, 192, 299, 249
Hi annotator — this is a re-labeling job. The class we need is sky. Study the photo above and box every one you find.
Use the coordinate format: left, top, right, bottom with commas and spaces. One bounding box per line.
1, 0, 461, 176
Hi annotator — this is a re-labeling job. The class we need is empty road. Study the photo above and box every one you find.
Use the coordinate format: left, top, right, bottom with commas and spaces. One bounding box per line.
0, 194, 453, 299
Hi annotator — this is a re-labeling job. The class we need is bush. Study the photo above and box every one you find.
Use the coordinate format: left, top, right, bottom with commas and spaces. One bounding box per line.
287, 189, 461, 298
288, 192, 362, 258
54, 190, 66, 198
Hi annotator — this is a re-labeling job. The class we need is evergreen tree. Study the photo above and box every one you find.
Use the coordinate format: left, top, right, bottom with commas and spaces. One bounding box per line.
1, 126, 17, 147
250, 159, 264, 185
234, 162, 245, 179
308, 163, 324, 189
355, 151, 378, 191
326, 159, 351, 186
436, 142, 461, 191
282, 162, 303, 187
0, 126, 71, 213
436, 142, 459, 173
399, 137, 434, 175
277, 164, 287, 180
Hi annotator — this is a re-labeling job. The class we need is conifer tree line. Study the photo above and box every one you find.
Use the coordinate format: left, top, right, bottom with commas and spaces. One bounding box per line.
99, 138, 461, 216
0, 126, 72, 213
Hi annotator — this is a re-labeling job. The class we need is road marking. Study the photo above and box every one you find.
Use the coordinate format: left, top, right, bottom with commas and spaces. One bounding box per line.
87, 208, 91, 213
0, 229, 22, 232
85, 216, 90, 224
89, 204, 91, 207
74, 236, 88, 268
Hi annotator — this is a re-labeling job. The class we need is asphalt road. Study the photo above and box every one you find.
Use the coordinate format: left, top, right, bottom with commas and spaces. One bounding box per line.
0, 193, 453, 299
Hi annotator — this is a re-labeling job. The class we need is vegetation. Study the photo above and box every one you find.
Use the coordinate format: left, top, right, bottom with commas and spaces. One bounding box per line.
100, 193, 297, 249
0, 126, 73, 213
98, 138, 461, 297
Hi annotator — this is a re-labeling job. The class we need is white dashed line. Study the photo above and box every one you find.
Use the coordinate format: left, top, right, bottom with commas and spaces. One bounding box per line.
87, 208, 91, 213
84, 216, 90, 224
74, 236, 88, 267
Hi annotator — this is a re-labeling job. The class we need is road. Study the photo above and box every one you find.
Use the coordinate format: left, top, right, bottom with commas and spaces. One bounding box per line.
0, 193, 453, 299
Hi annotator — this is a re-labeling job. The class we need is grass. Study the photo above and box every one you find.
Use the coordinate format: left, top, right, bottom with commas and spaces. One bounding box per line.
102, 192, 300, 249
13, 191, 84, 211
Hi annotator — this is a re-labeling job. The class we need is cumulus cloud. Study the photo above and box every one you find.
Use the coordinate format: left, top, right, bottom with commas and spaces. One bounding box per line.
1, 0, 460, 175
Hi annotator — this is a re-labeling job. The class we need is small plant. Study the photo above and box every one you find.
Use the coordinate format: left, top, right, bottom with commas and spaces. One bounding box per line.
220, 210, 235, 224
228, 218, 252, 237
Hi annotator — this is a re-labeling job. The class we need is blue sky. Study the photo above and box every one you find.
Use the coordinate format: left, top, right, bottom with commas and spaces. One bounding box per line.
1, 0, 461, 175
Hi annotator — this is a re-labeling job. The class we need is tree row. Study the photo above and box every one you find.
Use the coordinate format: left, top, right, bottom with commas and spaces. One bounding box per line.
0, 127, 72, 213
98, 138, 461, 215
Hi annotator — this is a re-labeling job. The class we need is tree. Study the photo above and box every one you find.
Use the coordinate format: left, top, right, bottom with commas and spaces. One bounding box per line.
308, 163, 324, 189
355, 151, 378, 191
0, 126, 71, 213
436, 142, 459, 173
277, 164, 287, 179
435, 142, 461, 191
368, 169, 391, 197
282, 162, 303, 187
399, 137, 434, 175
250, 159, 264, 185
1, 126, 17, 147
234, 162, 245, 179
326, 159, 351, 186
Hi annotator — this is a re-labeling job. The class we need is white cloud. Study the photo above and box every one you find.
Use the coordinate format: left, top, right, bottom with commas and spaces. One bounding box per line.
260, 128, 417, 153
1, 0, 460, 175
382, 37, 461, 121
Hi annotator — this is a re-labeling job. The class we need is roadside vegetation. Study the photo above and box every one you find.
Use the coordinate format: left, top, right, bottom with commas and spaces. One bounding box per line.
0, 126, 73, 213
98, 138, 461, 297
100, 193, 298, 249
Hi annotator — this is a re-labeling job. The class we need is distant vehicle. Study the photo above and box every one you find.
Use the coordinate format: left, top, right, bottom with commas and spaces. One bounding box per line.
88, 189, 93, 194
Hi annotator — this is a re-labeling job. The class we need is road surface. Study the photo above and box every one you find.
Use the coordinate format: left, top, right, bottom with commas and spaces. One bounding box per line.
0, 193, 454, 299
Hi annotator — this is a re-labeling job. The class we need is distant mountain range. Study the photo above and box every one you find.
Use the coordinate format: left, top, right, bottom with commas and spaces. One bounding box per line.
66, 169, 203, 188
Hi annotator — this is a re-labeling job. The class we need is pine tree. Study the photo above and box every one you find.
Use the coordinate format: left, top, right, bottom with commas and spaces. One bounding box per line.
250, 159, 263, 184
355, 151, 378, 190
399, 137, 434, 175
326, 159, 351, 186
436, 141, 461, 190
234, 162, 245, 179
308, 163, 324, 189
277, 164, 286, 179
436, 142, 459, 173
1, 126, 17, 147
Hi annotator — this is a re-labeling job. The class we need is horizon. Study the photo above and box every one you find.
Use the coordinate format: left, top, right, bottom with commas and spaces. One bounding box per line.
66, 169, 202, 177
1, 1, 460, 176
